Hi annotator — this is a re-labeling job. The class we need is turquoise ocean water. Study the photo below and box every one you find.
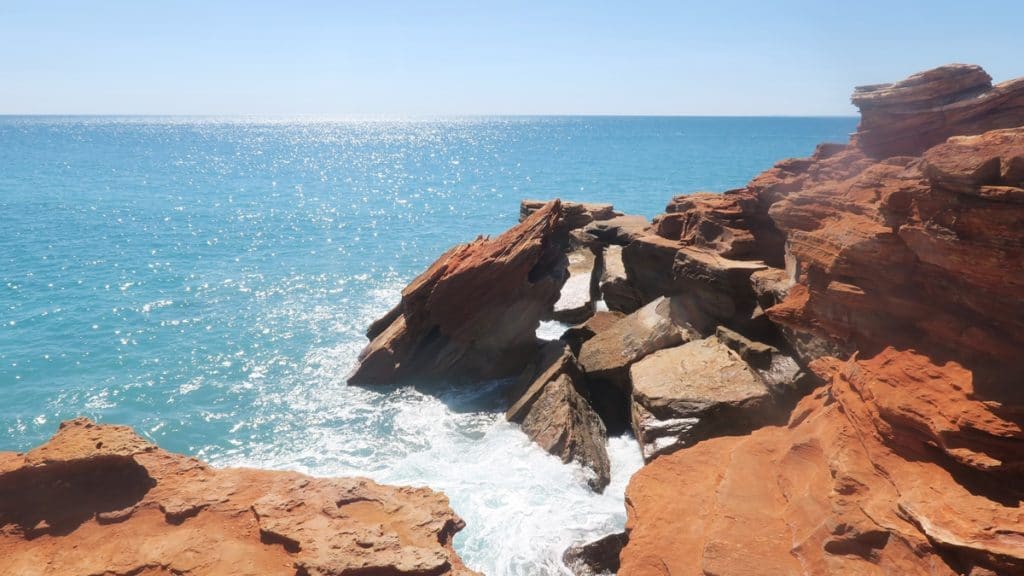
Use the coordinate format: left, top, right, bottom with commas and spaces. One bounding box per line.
0, 116, 856, 574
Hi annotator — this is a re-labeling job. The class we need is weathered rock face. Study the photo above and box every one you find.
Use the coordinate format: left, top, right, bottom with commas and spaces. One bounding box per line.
506, 342, 610, 492
0, 418, 476, 576
629, 336, 774, 461
349, 200, 568, 385
767, 126, 1024, 369
852, 63, 1024, 158
599, 245, 643, 313
560, 310, 624, 357
620, 349, 1024, 576
619, 64, 1024, 576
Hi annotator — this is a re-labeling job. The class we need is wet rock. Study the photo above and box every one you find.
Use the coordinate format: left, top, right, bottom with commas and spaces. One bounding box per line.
629, 336, 773, 461
348, 201, 568, 385
0, 418, 476, 576
563, 532, 627, 576
506, 342, 610, 492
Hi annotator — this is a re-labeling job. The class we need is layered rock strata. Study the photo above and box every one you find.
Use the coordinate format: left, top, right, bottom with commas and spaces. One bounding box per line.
348, 200, 568, 385
618, 63, 1024, 576
0, 418, 476, 576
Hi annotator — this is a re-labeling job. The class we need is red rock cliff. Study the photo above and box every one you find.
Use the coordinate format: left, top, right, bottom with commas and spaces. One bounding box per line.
619, 64, 1024, 576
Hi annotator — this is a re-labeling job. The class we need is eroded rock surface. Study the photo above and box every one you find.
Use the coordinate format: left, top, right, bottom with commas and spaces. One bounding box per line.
621, 349, 1024, 576
0, 418, 476, 576
618, 63, 1024, 576
349, 200, 568, 384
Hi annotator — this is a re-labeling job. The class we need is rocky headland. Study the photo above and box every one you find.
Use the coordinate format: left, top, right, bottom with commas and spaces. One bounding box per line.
346, 63, 1023, 575
5, 63, 1022, 575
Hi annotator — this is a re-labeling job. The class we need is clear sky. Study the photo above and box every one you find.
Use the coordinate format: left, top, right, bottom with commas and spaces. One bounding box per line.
1, 0, 1021, 116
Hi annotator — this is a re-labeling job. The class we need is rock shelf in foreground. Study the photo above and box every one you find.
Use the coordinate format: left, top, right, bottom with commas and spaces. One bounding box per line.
0, 418, 476, 576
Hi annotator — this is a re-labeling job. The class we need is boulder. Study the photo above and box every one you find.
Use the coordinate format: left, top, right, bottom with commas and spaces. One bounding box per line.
670, 246, 768, 334
582, 214, 650, 245
563, 532, 628, 576
629, 336, 774, 461
552, 247, 600, 324
560, 310, 625, 357
0, 419, 476, 576
506, 342, 610, 492
348, 201, 568, 385
621, 234, 682, 304
599, 245, 643, 313
714, 325, 809, 395
578, 297, 694, 431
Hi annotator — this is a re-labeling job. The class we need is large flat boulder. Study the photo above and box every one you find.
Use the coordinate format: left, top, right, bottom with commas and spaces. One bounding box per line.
506, 342, 610, 492
560, 310, 625, 357
629, 336, 773, 461
349, 201, 568, 384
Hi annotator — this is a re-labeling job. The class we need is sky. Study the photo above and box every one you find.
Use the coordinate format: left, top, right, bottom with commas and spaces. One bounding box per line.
1, 1, 1021, 116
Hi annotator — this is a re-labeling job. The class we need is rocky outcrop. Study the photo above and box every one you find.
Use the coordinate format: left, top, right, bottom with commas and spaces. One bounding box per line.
506, 342, 610, 492
629, 335, 775, 461
583, 215, 650, 246
348, 200, 568, 385
620, 349, 1023, 576
563, 532, 628, 576
619, 63, 1024, 576
852, 63, 1024, 158
0, 418, 475, 576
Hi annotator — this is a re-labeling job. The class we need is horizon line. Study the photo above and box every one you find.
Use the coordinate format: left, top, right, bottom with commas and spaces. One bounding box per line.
0, 113, 860, 119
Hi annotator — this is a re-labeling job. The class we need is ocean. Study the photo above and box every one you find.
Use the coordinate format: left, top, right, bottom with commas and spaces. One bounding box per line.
0, 115, 857, 574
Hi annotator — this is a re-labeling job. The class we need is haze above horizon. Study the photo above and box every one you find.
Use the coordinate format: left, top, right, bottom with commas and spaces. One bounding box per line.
2, 1, 1020, 116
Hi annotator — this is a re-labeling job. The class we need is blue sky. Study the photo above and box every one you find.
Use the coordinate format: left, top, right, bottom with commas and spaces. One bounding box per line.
1, 1, 1021, 115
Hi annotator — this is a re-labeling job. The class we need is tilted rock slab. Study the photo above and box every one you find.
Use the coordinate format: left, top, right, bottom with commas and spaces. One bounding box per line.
0, 418, 476, 576
506, 341, 610, 492
349, 200, 568, 384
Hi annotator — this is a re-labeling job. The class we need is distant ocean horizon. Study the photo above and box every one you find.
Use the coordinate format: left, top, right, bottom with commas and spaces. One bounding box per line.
0, 115, 857, 575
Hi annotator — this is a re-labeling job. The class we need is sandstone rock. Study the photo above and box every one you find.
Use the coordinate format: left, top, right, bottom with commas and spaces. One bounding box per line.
767, 127, 1024, 368
0, 418, 476, 576
563, 532, 628, 576
660, 190, 786, 266
348, 201, 568, 384
621, 234, 682, 304
670, 246, 768, 333
852, 64, 1024, 158
629, 336, 774, 461
582, 214, 650, 246
578, 297, 694, 431
599, 245, 643, 313
552, 247, 600, 324
620, 349, 1024, 576
714, 325, 808, 395
560, 310, 624, 357
506, 342, 610, 492
521, 199, 621, 249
